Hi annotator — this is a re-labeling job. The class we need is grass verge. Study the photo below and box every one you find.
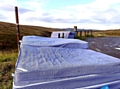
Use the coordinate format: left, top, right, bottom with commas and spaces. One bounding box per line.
0, 50, 18, 89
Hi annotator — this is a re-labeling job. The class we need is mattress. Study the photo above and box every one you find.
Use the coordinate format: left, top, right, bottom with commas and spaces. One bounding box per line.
20, 36, 88, 49
51, 31, 70, 38
13, 36, 120, 89
51, 31, 76, 38
68, 32, 76, 38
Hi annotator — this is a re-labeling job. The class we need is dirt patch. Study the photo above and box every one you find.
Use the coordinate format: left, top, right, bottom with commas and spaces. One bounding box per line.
85, 37, 120, 59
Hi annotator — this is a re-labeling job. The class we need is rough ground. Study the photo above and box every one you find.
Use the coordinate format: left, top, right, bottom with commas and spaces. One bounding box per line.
85, 37, 120, 59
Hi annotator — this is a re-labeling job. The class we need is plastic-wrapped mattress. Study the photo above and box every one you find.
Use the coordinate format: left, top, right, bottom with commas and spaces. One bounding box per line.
13, 36, 120, 89
50, 31, 75, 38
20, 36, 88, 49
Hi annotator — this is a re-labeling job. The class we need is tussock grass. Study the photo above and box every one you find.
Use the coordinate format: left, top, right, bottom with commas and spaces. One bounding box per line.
0, 50, 18, 62
0, 50, 18, 89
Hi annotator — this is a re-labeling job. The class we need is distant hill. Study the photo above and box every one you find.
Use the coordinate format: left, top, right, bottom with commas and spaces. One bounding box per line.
0, 21, 60, 50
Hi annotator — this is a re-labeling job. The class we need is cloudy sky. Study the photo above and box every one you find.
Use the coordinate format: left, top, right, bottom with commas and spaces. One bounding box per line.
0, 0, 120, 30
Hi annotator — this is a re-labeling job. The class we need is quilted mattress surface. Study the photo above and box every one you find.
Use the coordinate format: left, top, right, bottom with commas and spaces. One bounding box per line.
20, 36, 88, 49
13, 36, 120, 89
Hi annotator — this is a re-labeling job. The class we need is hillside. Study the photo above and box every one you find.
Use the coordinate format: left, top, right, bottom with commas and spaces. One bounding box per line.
0, 21, 59, 50
0, 21, 120, 50
92, 29, 120, 37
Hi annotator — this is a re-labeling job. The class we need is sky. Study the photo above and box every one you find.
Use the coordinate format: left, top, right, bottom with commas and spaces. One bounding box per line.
0, 0, 120, 30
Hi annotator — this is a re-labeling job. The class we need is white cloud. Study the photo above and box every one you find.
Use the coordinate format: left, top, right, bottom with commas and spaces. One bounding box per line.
0, 0, 120, 30
43, 0, 120, 29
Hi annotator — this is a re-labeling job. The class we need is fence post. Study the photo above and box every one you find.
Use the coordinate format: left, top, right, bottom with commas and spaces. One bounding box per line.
87, 30, 89, 36
84, 30, 86, 37
80, 31, 82, 37
74, 26, 77, 36
15, 6, 20, 51
58, 33, 60, 38
91, 30, 93, 35
62, 33, 64, 38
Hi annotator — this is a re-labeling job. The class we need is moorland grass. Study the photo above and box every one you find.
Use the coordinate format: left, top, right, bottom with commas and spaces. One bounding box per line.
0, 50, 18, 89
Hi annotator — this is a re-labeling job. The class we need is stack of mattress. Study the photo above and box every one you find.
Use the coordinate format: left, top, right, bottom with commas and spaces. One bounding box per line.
51, 31, 76, 38
13, 36, 120, 89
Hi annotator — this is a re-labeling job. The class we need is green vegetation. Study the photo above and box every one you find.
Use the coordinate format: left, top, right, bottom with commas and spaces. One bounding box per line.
75, 34, 94, 40
0, 21, 120, 89
0, 50, 18, 89
92, 30, 120, 37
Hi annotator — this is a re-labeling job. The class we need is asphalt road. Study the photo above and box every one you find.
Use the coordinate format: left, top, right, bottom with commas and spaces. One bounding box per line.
85, 37, 120, 59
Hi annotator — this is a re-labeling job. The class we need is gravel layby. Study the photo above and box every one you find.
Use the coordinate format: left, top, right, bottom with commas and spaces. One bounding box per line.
85, 37, 120, 59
